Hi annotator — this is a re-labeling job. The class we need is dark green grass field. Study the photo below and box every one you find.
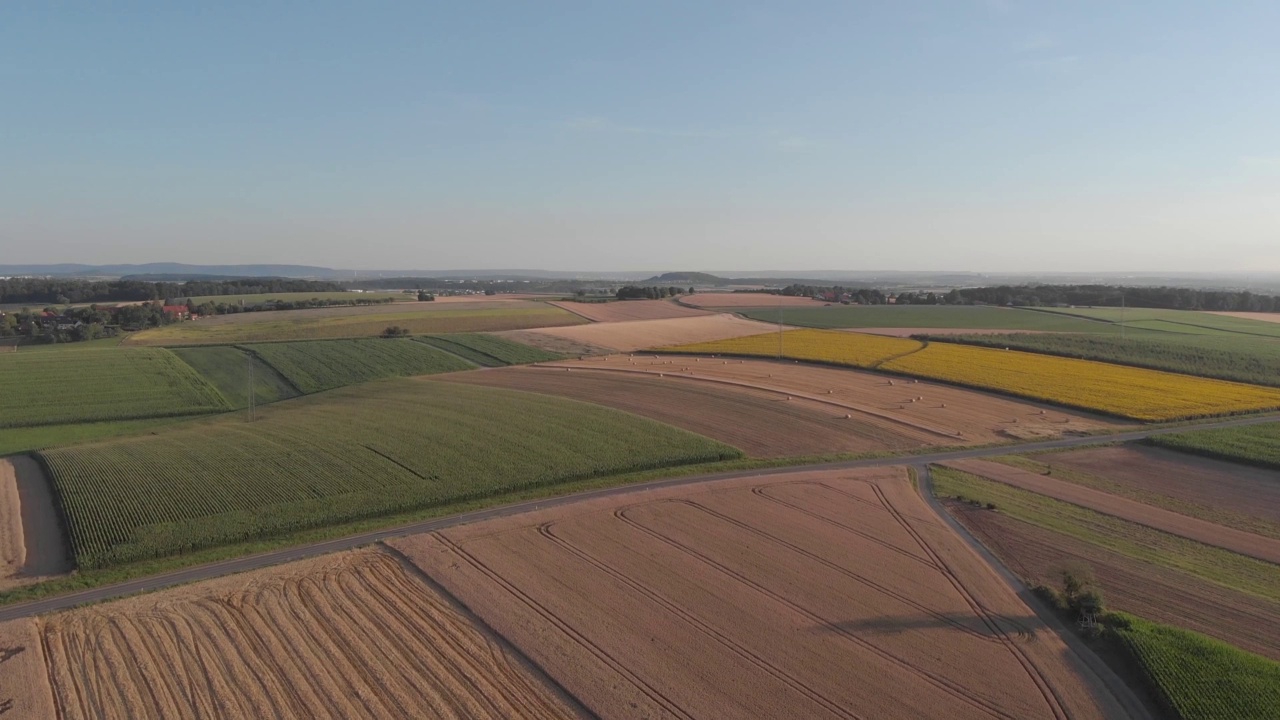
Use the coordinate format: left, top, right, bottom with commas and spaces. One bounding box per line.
244, 338, 473, 393
416, 332, 562, 366
1147, 423, 1280, 470
1034, 306, 1280, 338
171, 345, 300, 406
922, 332, 1280, 387
38, 380, 742, 568
738, 305, 1118, 331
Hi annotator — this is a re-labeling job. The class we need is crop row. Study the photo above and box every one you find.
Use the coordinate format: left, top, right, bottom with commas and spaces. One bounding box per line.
38, 380, 742, 568
243, 338, 473, 393
666, 329, 1280, 421
415, 333, 562, 367
0, 347, 230, 428
1147, 422, 1280, 470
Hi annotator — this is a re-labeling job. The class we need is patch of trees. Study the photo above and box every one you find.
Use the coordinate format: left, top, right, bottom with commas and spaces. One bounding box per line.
946, 284, 1280, 312
0, 278, 347, 305
615, 286, 688, 300
186, 297, 394, 317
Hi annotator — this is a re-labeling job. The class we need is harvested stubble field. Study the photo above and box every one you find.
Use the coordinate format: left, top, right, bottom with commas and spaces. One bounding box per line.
0, 347, 230, 428
38, 380, 739, 568
548, 299, 711, 322
245, 337, 473, 393
547, 354, 1120, 444
522, 313, 779, 352
124, 300, 586, 345
1207, 311, 1280, 324
678, 292, 823, 308
940, 459, 1280, 565
443, 366, 930, 457
1001, 446, 1280, 540
396, 467, 1131, 719
16, 548, 579, 719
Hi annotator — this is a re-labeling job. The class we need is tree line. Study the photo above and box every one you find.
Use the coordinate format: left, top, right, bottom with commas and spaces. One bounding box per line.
615, 285, 692, 300
0, 278, 348, 305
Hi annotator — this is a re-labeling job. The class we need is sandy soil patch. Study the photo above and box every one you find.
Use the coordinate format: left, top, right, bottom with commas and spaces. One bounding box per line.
681, 293, 823, 309
522, 314, 779, 352
0, 619, 58, 719
848, 328, 1051, 338
544, 355, 1122, 445
951, 503, 1280, 661
0, 456, 70, 591
394, 467, 1132, 719
943, 459, 1280, 565
39, 547, 579, 719
1205, 311, 1280, 324
549, 300, 711, 322
1046, 445, 1280, 527
443, 366, 930, 457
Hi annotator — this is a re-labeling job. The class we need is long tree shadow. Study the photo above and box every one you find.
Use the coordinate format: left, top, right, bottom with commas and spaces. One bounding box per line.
0, 645, 23, 664
818, 613, 1040, 638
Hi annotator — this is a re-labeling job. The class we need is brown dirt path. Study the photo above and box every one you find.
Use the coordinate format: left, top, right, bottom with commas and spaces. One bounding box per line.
0, 456, 69, 591
0, 618, 58, 718
942, 459, 1280, 564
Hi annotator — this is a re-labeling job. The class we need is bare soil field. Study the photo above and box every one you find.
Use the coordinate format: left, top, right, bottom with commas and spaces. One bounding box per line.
443, 366, 931, 457
547, 355, 1123, 444
396, 467, 1133, 719
37, 548, 579, 719
680, 293, 823, 309
849, 327, 1050, 338
495, 329, 615, 357
1206, 311, 1280, 324
522, 314, 780, 352
950, 503, 1280, 661
941, 459, 1280, 565
1044, 445, 1280, 528
549, 300, 711, 322
0, 457, 69, 591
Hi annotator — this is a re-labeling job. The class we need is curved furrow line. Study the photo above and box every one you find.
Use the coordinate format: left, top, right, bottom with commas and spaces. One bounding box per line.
178, 602, 289, 719
814, 481, 946, 528
750, 486, 939, 568
614, 505, 1021, 720
103, 617, 178, 717
437, 534, 695, 720
232, 584, 335, 713
870, 481, 1069, 720
40, 624, 83, 720
537, 522, 859, 720
136, 613, 220, 718
201, 594, 313, 716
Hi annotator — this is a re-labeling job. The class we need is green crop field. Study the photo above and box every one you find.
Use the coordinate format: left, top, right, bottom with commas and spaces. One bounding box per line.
1035, 307, 1280, 338
1148, 423, 1280, 470
0, 347, 231, 428
923, 332, 1280, 387
416, 333, 562, 366
181, 291, 411, 305
124, 302, 584, 345
0, 418, 179, 457
172, 346, 300, 406
1106, 612, 1280, 720
737, 305, 1117, 332
38, 380, 742, 568
244, 338, 473, 393
929, 466, 1280, 602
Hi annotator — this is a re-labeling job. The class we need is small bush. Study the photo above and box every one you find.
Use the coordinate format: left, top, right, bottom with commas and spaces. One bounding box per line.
985, 502, 997, 510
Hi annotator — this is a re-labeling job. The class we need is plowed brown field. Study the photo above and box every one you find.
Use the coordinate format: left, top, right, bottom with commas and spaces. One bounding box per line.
395, 468, 1132, 719
942, 459, 1280, 564
544, 355, 1122, 444
681, 293, 823, 308
1043, 445, 1280, 529
38, 548, 579, 719
523, 314, 780, 352
0, 456, 69, 591
549, 300, 711, 322
443, 367, 931, 457
950, 503, 1280, 661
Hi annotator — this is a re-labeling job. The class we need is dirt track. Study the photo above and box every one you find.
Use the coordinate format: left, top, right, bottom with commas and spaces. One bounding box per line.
522, 314, 779, 352
37, 547, 578, 719
549, 300, 711, 322
942, 459, 1280, 564
0, 457, 69, 591
396, 467, 1133, 719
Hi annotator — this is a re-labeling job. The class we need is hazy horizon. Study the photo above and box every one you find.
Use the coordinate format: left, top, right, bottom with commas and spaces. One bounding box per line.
4, 3, 1278, 272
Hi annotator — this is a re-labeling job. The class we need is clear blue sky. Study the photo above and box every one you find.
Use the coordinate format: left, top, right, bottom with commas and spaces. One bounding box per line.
3, 2, 1278, 271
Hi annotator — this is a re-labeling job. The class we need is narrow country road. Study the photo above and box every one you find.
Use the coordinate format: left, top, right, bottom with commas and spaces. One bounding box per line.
1, 409, 1277, 622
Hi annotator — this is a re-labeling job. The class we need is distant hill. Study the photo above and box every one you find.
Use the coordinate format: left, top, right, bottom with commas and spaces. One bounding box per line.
643, 272, 730, 285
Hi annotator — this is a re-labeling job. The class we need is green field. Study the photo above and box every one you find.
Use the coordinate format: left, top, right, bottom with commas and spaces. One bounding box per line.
1106, 612, 1280, 720
0, 418, 180, 457
244, 338, 473, 393
1035, 307, 1280, 338
125, 303, 584, 345
172, 346, 300, 406
38, 380, 742, 568
0, 347, 231, 428
1148, 423, 1280, 470
737, 305, 1118, 331
181, 291, 410, 305
929, 466, 1280, 602
416, 333, 562, 367
924, 332, 1280, 387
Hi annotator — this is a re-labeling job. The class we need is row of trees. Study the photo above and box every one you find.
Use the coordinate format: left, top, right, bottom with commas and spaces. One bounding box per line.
0, 278, 347, 305
184, 296, 394, 317
615, 285, 693, 300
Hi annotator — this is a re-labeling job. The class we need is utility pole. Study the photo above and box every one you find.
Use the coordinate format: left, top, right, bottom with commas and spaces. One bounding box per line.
247, 352, 255, 422
1121, 292, 1126, 341
778, 292, 784, 360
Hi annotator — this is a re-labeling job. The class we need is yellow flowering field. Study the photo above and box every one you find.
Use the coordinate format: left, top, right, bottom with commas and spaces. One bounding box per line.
881, 342, 1280, 421
665, 328, 921, 368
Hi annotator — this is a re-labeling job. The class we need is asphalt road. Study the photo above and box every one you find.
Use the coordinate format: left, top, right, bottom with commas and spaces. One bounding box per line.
3, 409, 1277, 622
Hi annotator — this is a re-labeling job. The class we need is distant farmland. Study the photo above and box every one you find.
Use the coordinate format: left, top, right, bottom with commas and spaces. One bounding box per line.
38, 380, 742, 568
0, 347, 230, 428
180, 290, 411, 305
245, 338, 473, 393
124, 301, 585, 345
415, 333, 562, 366
737, 305, 1118, 332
